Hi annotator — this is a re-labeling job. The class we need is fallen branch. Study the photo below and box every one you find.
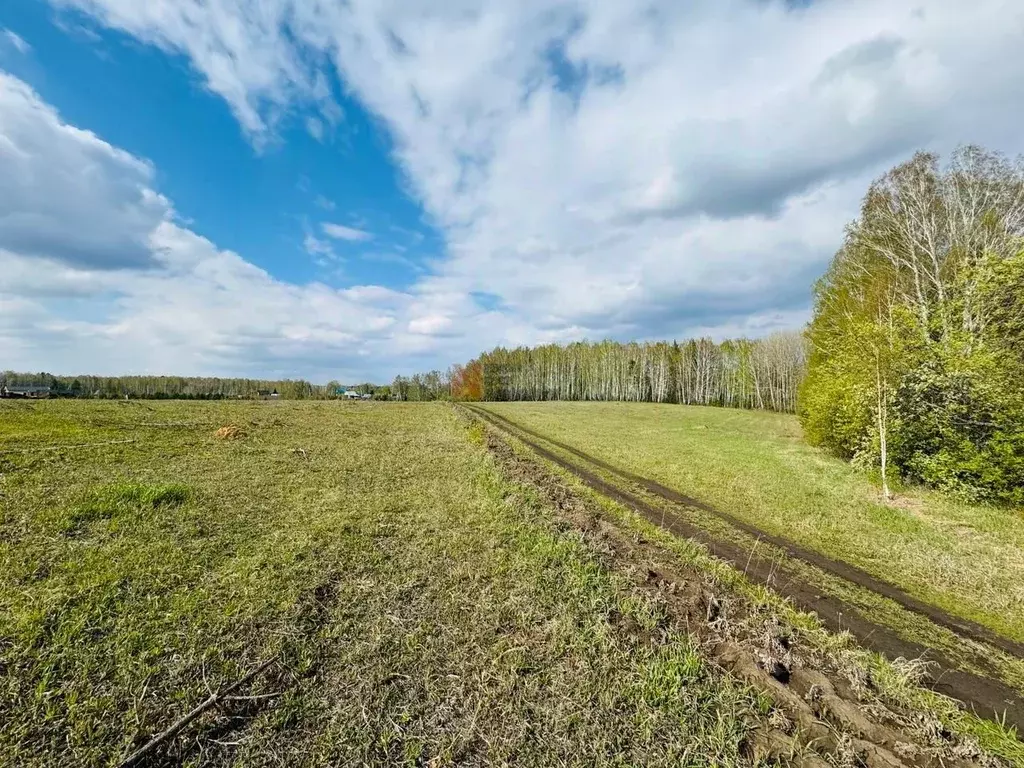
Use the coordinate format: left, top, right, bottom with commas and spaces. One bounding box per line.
0, 439, 137, 455
117, 657, 277, 768
224, 691, 283, 702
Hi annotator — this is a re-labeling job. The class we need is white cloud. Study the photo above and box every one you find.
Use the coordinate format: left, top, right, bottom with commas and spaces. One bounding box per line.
0, 72, 501, 380
302, 233, 336, 264
408, 314, 453, 336
322, 222, 373, 242
20, 0, 1024, 377
306, 115, 324, 141
0, 73, 170, 268
314, 195, 336, 211
2, 29, 31, 54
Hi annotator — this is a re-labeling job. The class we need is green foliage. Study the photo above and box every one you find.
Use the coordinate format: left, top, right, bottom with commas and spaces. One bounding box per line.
892, 312, 1024, 504
801, 147, 1024, 504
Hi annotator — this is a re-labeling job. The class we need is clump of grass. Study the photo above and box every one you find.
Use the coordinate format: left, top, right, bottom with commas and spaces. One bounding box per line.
63, 482, 190, 533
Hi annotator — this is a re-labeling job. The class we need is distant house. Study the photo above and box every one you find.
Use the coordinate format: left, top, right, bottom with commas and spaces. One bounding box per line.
256, 389, 280, 400
1, 384, 51, 399
343, 390, 362, 399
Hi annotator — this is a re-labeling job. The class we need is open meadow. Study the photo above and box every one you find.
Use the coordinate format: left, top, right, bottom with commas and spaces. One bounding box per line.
1, 399, 1022, 767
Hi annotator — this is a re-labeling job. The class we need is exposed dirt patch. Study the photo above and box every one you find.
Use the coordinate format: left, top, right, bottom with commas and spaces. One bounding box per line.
465, 406, 1021, 763
213, 425, 247, 440
886, 494, 928, 515
473, 406, 1024, 662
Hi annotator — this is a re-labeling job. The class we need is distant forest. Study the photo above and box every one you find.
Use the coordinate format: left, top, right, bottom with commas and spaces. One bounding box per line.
447, 334, 806, 412
0, 373, 378, 400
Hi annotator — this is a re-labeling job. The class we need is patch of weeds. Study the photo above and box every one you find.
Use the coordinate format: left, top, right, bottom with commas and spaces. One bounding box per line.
62, 482, 190, 534
465, 421, 486, 445
633, 643, 706, 707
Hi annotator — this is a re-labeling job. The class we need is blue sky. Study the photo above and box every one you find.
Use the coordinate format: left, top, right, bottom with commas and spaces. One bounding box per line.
1, 0, 1021, 382
1, 1, 441, 291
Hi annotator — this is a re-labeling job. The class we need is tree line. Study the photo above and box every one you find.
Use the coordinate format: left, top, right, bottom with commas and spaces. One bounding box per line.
1, 372, 336, 400
388, 370, 451, 402
801, 146, 1023, 504
445, 335, 807, 412
0, 370, 450, 402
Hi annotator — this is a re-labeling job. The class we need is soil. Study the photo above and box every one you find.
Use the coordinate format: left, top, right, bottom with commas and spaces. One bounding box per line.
464, 405, 1024, 744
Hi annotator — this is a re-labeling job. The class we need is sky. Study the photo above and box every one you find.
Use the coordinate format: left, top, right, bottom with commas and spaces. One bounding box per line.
1, 1, 1022, 383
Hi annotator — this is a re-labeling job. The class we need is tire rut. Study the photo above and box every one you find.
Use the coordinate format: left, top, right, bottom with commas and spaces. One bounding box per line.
465, 405, 1024, 736
471, 406, 1024, 661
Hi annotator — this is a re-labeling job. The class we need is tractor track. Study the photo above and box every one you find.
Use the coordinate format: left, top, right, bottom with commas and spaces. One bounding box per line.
469, 405, 1024, 660
464, 404, 1024, 735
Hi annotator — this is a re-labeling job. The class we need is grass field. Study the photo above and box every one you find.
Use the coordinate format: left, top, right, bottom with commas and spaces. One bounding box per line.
1, 399, 777, 766
481, 402, 1024, 644
3, 399, 1021, 767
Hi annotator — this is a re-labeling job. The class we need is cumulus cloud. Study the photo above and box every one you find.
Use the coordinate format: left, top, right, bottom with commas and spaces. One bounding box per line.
19, 0, 1024, 378
50, 0, 1024, 338
322, 222, 373, 242
0, 73, 170, 269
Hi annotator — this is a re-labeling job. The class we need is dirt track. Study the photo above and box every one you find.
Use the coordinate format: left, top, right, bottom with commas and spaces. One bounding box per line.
471, 406, 1024, 659
464, 405, 1024, 737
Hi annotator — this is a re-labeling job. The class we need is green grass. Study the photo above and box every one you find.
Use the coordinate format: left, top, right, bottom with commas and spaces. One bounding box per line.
481, 401, 1024, 644
1, 400, 773, 767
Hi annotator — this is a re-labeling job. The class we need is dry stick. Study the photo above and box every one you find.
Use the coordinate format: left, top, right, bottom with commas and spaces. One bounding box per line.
0, 439, 137, 455
117, 657, 277, 768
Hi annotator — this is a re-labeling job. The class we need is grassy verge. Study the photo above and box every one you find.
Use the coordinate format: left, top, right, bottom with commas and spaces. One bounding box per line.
481, 402, 1024, 644
1, 400, 773, 766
